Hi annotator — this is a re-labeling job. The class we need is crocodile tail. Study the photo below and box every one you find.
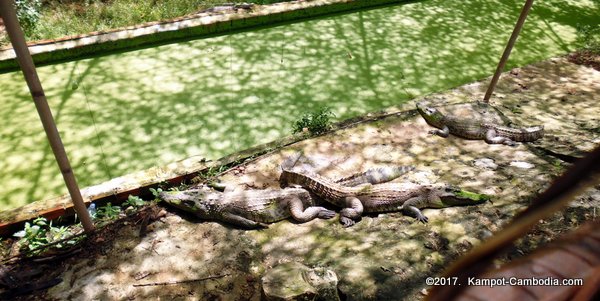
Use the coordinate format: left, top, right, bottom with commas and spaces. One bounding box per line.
335, 165, 415, 186
380, 165, 415, 180
496, 124, 544, 142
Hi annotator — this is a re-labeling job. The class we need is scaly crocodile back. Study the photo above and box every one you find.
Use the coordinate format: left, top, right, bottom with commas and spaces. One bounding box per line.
357, 182, 428, 212
280, 168, 364, 207
443, 115, 543, 141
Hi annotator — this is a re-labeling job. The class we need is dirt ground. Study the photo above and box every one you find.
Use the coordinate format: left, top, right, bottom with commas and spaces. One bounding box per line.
1, 54, 599, 300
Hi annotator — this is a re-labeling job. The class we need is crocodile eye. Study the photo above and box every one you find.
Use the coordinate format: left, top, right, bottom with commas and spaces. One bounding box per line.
181, 200, 196, 207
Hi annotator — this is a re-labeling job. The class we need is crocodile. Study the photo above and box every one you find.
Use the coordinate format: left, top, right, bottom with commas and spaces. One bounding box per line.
160, 166, 413, 228
416, 102, 544, 146
160, 187, 333, 229
280, 159, 489, 226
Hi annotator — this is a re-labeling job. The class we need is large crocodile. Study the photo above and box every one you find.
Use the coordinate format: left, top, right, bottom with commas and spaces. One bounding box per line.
160, 166, 413, 228
160, 187, 333, 228
280, 160, 489, 226
416, 102, 544, 146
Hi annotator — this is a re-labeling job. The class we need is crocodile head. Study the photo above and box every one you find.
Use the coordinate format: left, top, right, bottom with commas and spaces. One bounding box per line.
159, 189, 220, 218
428, 185, 490, 208
416, 102, 445, 128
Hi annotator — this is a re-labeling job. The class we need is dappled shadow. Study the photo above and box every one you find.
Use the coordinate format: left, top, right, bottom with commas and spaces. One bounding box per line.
37, 208, 263, 300
14, 54, 600, 299
0, 0, 596, 210
212, 109, 560, 299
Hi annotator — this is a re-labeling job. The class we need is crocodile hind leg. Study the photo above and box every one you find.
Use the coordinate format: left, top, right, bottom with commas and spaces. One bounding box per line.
288, 197, 336, 222
401, 196, 429, 223
220, 212, 268, 229
429, 125, 450, 138
485, 129, 516, 146
339, 197, 364, 227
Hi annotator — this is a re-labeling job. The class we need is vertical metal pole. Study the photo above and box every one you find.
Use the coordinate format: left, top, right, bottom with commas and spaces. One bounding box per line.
483, 0, 534, 102
0, 1, 95, 232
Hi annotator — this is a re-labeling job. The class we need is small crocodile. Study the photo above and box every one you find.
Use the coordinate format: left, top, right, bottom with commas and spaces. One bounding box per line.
280, 159, 488, 226
416, 102, 544, 146
160, 166, 412, 228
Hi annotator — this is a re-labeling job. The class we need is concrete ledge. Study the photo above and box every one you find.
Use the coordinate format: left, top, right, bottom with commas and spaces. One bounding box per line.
0, 135, 291, 236
0, 0, 409, 72
0, 107, 406, 236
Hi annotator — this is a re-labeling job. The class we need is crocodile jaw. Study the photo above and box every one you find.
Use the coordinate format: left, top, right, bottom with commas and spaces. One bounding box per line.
426, 187, 490, 208
159, 190, 214, 217
437, 189, 490, 207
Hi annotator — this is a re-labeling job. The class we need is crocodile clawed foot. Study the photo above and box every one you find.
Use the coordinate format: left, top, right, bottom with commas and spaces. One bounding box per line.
340, 217, 356, 227
416, 215, 429, 224
506, 141, 517, 147
318, 209, 336, 219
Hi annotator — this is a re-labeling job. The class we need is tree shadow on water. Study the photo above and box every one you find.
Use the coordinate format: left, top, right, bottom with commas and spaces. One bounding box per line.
0, 0, 594, 210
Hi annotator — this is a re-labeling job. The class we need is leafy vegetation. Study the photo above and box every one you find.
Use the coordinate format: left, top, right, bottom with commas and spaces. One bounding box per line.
125, 195, 147, 208
1, 0, 294, 47
150, 187, 164, 199
292, 107, 336, 135
95, 202, 122, 220
15, 0, 42, 35
10, 196, 154, 256
576, 24, 600, 54
569, 23, 600, 71
13, 217, 81, 255
196, 165, 229, 183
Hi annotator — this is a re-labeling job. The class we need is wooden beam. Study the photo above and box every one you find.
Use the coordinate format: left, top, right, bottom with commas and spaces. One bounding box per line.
483, 0, 534, 102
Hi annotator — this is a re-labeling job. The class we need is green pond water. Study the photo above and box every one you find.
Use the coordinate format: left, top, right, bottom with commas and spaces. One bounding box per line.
0, 0, 597, 210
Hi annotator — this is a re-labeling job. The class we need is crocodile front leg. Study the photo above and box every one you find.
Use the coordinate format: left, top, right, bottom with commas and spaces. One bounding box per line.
401, 196, 429, 223
485, 129, 516, 146
288, 197, 336, 222
220, 212, 268, 229
339, 196, 364, 227
429, 125, 450, 138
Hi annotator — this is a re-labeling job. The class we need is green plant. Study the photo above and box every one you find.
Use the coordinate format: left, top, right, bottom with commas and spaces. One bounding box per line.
47, 224, 81, 249
198, 165, 228, 180
552, 160, 565, 173
292, 107, 335, 135
13, 217, 81, 255
15, 0, 42, 35
13, 217, 49, 252
576, 24, 600, 54
125, 195, 146, 208
150, 187, 163, 199
96, 202, 122, 220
